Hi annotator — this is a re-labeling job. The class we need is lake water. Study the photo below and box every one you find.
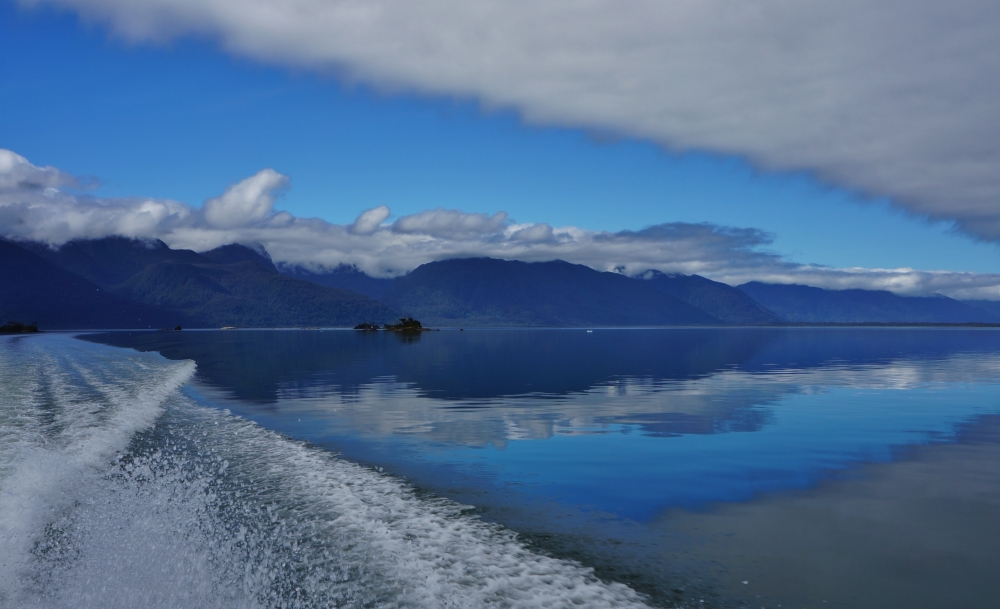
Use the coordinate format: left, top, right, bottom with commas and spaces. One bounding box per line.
2, 328, 1000, 608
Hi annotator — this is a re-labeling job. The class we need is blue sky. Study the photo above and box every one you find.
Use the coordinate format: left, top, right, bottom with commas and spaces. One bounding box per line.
3, 0, 1000, 294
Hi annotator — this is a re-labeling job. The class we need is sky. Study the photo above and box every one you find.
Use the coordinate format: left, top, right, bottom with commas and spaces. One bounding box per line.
3, 0, 1000, 298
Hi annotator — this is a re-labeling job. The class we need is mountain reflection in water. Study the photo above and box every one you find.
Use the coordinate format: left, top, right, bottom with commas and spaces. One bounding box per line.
83, 328, 1000, 609
86, 328, 1000, 443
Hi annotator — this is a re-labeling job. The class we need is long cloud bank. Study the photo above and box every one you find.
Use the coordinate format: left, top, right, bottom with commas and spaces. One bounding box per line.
2, 148, 1000, 300
17, 0, 1000, 241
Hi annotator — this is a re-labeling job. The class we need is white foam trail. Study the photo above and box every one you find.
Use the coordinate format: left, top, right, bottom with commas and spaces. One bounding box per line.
231, 415, 650, 609
0, 335, 653, 609
0, 335, 196, 601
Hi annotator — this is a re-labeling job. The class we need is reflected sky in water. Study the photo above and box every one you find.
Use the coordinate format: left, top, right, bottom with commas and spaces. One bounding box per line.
84, 328, 1000, 608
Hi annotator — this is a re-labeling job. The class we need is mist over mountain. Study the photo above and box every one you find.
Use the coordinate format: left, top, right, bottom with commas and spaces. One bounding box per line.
739, 282, 999, 324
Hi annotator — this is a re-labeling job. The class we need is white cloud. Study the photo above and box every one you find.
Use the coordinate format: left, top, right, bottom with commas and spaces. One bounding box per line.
350, 205, 390, 235
4, 148, 1000, 300
0, 151, 190, 243
202, 168, 289, 228
710, 267, 1000, 302
509, 223, 555, 243
391, 209, 508, 239
17, 0, 1000, 240
0, 149, 79, 192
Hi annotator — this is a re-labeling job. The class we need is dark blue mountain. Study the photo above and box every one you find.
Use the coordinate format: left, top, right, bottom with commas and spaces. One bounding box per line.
0, 239, 190, 329
285, 262, 779, 325
12, 235, 991, 329
116, 255, 397, 328
738, 282, 998, 323
962, 300, 1000, 319
637, 270, 781, 324
21, 236, 206, 287
202, 243, 278, 272
8, 238, 398, 328
281, 264, 394, 299
381, 257, 722, 326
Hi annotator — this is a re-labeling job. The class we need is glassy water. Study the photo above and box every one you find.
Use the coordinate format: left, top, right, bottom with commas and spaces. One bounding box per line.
3, 328, 1000, 608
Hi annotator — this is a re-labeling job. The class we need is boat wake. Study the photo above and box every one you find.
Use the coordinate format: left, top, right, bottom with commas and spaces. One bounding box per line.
0, 335, 650, 609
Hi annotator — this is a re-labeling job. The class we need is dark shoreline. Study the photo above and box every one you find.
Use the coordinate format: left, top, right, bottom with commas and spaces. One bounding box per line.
10, 322, 998, 334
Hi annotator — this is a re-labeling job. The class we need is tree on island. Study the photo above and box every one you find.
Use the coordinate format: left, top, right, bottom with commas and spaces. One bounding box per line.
0, 321, 39, 334
383, 317, 425, 332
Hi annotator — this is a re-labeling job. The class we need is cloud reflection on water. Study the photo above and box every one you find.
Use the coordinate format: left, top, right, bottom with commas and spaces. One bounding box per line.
85, 328, 1000, 450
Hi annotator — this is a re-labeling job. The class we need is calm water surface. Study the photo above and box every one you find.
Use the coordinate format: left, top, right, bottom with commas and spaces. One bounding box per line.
3, 328, 999, 608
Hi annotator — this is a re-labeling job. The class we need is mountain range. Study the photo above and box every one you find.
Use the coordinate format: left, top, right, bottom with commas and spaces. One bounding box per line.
284, 260, 782, 325
0, 239, 188, 330
379, 257, 720, 326
3, 238, 396, 329
738, 282, 998, 324
2, 237, 998, 328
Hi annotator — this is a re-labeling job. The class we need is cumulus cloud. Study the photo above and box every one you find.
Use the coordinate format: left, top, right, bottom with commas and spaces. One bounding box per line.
0, 151, 190, 244
0, 149, 79, 192
392, 209, 509, 239
350, 205, 390, 235
202, 168, 289, 228
4, 148, 1000, 300
17, 0, 1000, 240
510, 223, 555, 243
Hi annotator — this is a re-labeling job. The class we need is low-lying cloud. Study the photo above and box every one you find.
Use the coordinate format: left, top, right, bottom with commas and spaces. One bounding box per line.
4, 149, 1000, 300
0, 149, 80, 192
17, 0, 1000, 241
391, 209, 509, 240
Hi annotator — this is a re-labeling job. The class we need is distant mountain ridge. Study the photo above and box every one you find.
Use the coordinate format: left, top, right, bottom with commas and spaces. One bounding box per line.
962, 299, 1000, 319
284, 258, 1000, 326
0, 239, 191, 329
281, 264, 394, 299
284, 259, 781, 326
2, 237, 398, 328
5, 236, 999, 329
637, 270, 781, 324
378, 258, 722, 326
738, 281, 999, 324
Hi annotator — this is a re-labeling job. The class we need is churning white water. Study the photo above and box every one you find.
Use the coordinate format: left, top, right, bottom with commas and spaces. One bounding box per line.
0, 334, 651, 609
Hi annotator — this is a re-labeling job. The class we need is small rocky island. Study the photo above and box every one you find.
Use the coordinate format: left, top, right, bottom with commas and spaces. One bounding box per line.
354, 318, 430, 333
384, 317, 426, 333
0, 321, 40, 334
